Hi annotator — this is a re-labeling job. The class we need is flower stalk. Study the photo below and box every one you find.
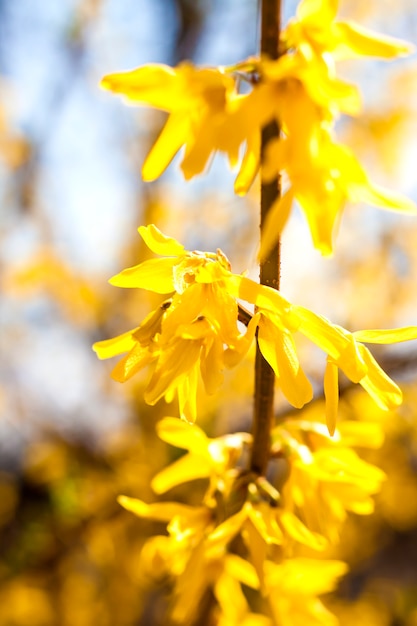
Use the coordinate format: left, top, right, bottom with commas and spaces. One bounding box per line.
250, 0, 282, 476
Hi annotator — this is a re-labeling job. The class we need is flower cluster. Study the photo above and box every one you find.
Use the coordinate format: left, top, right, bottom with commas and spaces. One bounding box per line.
116, 413, 386, 625
93, 225, 258, 422
271, 416, 386, 543
94, 224, 417, 433
101, 0, 415, 254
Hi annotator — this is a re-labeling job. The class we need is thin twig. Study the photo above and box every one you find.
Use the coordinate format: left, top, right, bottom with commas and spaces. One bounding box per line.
250, 0, 282, 476
237, 304, 253, 327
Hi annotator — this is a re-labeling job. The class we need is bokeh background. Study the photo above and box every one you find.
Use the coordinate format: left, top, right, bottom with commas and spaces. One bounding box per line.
1, 0, 417, 624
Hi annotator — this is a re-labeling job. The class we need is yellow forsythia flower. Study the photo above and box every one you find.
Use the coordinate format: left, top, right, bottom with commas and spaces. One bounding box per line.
265, 558, 348, 626
273, 419, 386, 543
261, 119, 416, 256
255, 1, 415, 254
150, 417, 251, 506
93, 225, 258, 422
228, 273, 417, 434
285, 0, 413, 63
101, 62, 250, 183
101, 4, 415, 256
119, 491, 345, 625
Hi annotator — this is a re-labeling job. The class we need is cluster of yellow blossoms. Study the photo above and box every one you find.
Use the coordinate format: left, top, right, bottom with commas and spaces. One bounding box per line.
94, 0, 417, 623
94, 224, 417, 433
116, 415, 384, 626
101, 0, 415, 255
94, 224, 416, 623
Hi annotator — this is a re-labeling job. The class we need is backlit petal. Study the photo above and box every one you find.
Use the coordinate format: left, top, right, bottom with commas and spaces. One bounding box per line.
200, 337, 224, 394
324, 359, 339, 436
118, 495, 201, 521
234, 130, 261, 196
151, 453, 212, 493
278, 510, 327, 551
353, 326, 417, 344
109, 257, 177, 292
350, 179, 417, 214
156, 416, 209, 452
92, 327, 139, 359
138, 224, 185, 256
142, 111, 190, 181
333, 21, 414, 60
358, 345, 403, 410
266, 558, 347, 596
277, 330, 314, 408
100, 64, 178, 110
111, 343, 155, 382
146, 337, 201, 405
297, 0, 338, 24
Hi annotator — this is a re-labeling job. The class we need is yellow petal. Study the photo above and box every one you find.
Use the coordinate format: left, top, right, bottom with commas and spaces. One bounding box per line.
142, 111, 190, 181
258, 189, 294, 261
268, 558, 348, 596
337, 421, 384, 449
226, 275, 292, 319
202, 282, 240, 344
214, 572, 249, 621
297, 0, 338, 24
292, 306, 367, 382
200, 337, 224, 394
109, 257, 177, 292
243, 517, 268, 590
151, 453, 211, 493
234, 130, 260, 196
145, 339, 201, 405
257, 315, 282, 376
180, 112, 216, 180
177, 317, 214, 340
247, 502, 284, 546
100, 64, 179, 110
333, 21, 414, 60
296, 190, 340, 257
278, 510, 327, 551
312, 448, 385, 489
161, 284, 206, 338
349, 178, 417, 214
223, 312, 260, 368
170, 546, 212, 626
224, 554, 260, 590
358, 345, 403, 410
301, 67, 361, 116
262, 137, 287, 184
177, 362, 199, 423
208, 508, 248, 548
111, 343, 155, 382
337, 487, 375, 515
133, 301, 170, 345
353, 326, 417, 344
277, 333, 313, 409
92, 327, 139, 359
324, 359, 339, 437
258, 318, 313, 408
118, 495, 199, 521
138, 224, 185, 256
156, 416, 209, 452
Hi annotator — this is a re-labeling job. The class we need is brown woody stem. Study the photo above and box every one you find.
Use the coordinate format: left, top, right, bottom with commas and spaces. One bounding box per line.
250, 0, 282, 476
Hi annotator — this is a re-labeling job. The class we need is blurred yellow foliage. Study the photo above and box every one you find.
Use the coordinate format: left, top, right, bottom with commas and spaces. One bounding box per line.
3, 249, 104, 328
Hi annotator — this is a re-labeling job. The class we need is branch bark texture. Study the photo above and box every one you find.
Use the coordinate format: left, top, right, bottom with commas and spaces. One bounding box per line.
250, 0, 282, 476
